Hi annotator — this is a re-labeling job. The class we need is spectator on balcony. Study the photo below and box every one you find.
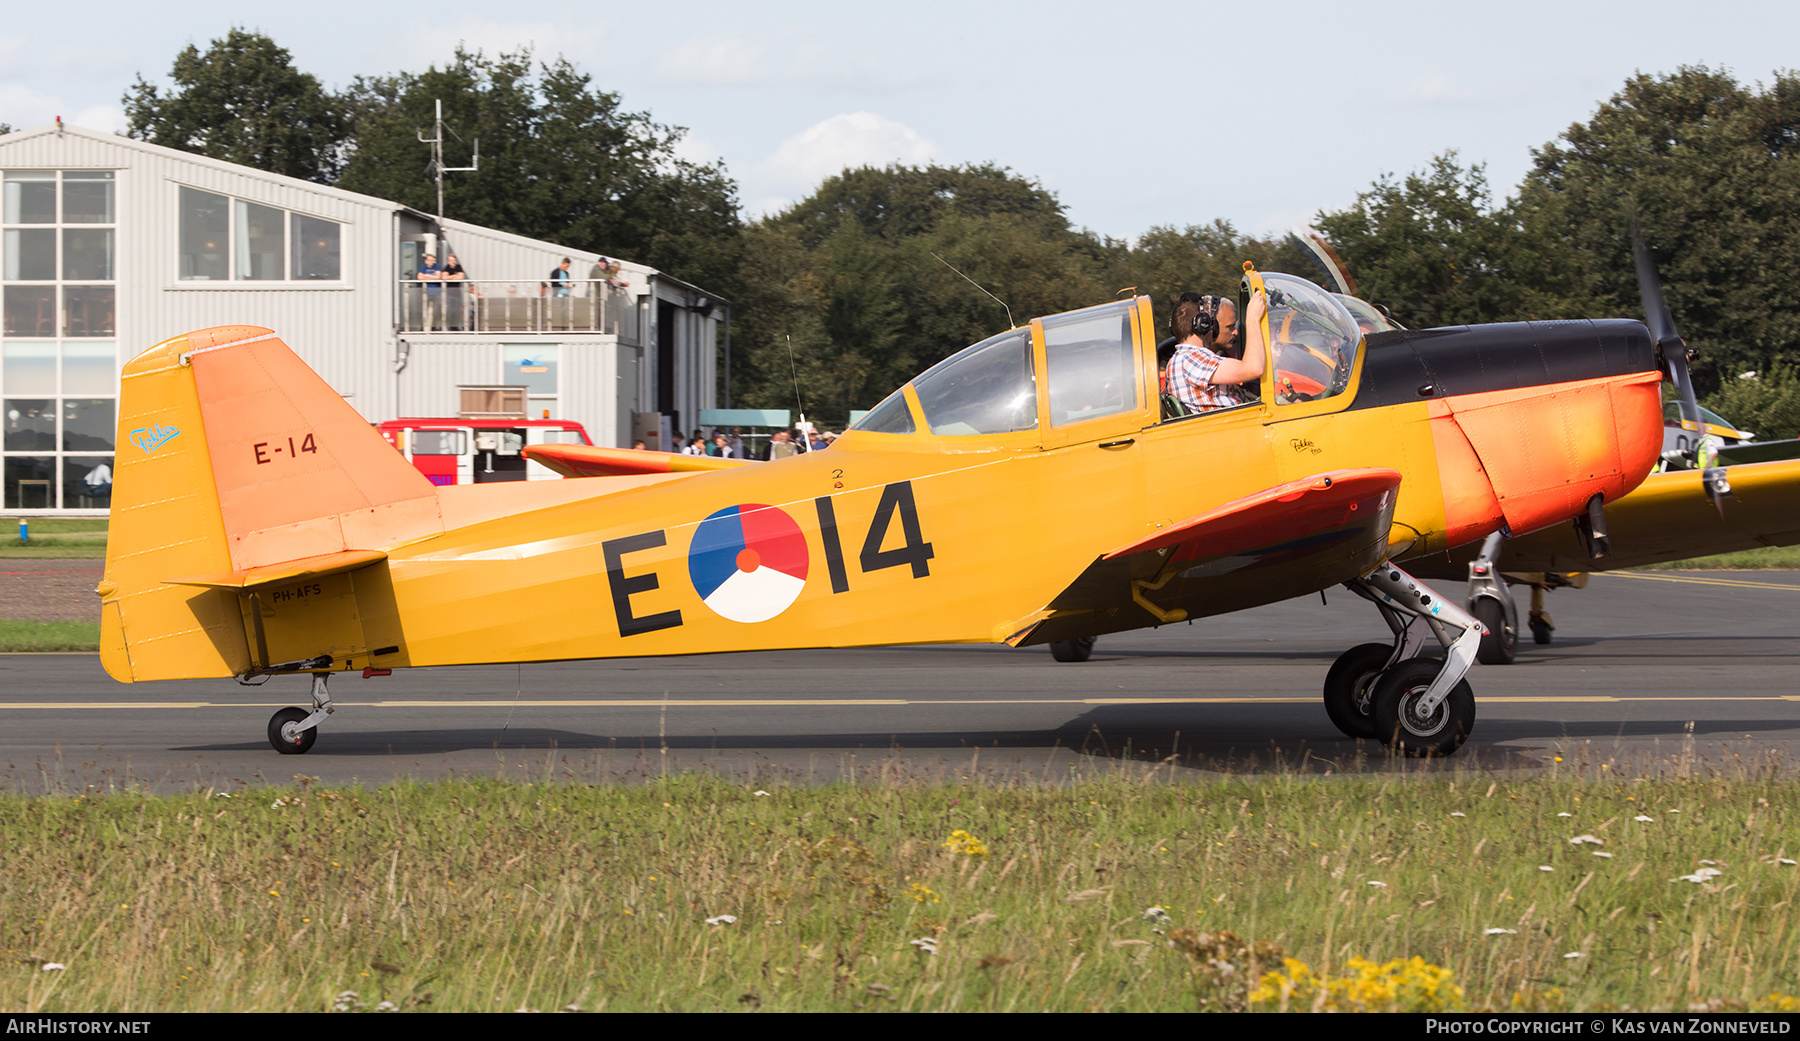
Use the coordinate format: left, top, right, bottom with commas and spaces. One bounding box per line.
417, 253, 444, 329
549, 257, 573, 297
442, 253, 467, 330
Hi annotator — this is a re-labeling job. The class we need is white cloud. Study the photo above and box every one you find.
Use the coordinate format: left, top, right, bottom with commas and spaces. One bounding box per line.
1380, 70, 1543, 110
656, 34, 775, 86
71, 103, 126, 134
383, 18, 610, 70
0, 83, 125, 134
1382, 71, 1524, 109
671, 128, 723, 166
46, 44, 133, 79
756, 112, 941, 200
0, 83, 63, 130
652, 29, 922, 90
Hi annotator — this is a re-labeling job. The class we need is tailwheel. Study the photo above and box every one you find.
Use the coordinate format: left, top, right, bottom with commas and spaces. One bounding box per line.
1050, 637, 1096, 663
1530, 613, 1553, 645
1371, 658, 1476, 758
268, 706, 317, 754
1322, 642, 1390, 740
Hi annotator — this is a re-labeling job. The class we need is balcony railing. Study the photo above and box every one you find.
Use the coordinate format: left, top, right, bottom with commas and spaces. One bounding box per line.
398, 279, 633, 335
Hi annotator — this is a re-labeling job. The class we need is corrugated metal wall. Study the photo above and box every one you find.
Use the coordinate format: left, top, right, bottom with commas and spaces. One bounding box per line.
1, 126, 396, 411
0, 125, 720, 462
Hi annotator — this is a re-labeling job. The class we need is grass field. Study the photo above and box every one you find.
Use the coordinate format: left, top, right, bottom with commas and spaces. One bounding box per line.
4, 764, 1799, 1013
1, 518, 107, 559
1640, 545, 1800, 570
0, 620, 101, 652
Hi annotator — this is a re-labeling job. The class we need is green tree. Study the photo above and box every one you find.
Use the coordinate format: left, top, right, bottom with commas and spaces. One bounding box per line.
1312, 154, 1576, 328
780, 162, 1071, 247
122, 28, 348, 183
730, 164, 1112, 423
338, 49, 741, 292
1106, 220, 1281, 336
1704, 366, 1800, 441
1523, 66, 1800, 400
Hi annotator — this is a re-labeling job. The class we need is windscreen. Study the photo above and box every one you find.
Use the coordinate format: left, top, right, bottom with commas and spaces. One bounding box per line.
910, 329, 1037, 435
1259, 273, 1361, 405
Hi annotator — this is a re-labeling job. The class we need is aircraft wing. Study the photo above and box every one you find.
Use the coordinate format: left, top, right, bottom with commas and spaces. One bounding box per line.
1404, 457, 1800, 576
1012, 468, 1402, 645
522, 444, 756, 478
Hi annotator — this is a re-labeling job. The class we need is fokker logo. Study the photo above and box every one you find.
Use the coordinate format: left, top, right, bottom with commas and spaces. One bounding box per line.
130, 423, 181, 455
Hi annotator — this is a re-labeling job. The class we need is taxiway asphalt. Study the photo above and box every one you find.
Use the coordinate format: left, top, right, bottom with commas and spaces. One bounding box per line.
2, 570, 1796, 792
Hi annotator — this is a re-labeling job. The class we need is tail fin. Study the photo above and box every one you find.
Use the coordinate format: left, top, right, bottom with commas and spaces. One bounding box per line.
101, 327, 440, 681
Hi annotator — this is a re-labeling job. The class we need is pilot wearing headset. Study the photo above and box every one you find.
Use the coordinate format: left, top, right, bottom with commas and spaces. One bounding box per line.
1166, 288, 1267, 414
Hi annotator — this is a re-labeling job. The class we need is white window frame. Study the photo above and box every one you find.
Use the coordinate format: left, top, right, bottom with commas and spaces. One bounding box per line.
170, 182, 350, 288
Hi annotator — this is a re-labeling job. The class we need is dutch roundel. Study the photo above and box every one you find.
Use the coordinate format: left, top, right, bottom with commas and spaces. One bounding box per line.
687, 504, 810, 623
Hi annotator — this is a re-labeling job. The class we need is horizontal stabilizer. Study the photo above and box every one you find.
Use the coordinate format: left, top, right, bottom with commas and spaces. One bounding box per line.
164, 549, 389, 590
1103, 468, 1403, 562
523, 444, 755, 478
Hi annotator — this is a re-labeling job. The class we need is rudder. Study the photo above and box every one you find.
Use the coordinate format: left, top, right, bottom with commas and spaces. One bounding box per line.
100, 327, 440, 681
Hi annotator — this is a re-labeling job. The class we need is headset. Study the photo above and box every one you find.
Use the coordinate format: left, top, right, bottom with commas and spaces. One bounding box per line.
1170, 291, 1218, 341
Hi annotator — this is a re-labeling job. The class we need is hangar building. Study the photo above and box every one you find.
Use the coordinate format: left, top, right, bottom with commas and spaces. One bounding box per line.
0, 121, 724, 513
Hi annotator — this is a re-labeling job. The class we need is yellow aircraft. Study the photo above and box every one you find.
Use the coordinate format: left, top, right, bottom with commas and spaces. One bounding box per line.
98, 265, 1668, 758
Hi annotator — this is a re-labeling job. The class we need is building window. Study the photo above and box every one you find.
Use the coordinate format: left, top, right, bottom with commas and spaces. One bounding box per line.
2, 170, 117, 510
179, 186, 341, 281
291, 214, 341, 281
504, 344, 559, 419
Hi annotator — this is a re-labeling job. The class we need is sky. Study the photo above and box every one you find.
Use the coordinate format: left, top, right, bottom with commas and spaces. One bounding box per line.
3, 0, 1796, 242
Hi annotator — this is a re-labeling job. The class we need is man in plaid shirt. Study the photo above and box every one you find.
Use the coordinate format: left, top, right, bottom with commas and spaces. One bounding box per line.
1167, 289, 1267, 414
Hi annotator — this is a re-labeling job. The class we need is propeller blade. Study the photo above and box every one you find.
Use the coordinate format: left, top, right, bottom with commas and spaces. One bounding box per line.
1632, 223, 1680, 349
1631, 219, 1727, 513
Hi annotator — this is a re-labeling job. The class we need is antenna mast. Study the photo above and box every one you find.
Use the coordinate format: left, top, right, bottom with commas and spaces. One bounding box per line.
418, 99, 479, 221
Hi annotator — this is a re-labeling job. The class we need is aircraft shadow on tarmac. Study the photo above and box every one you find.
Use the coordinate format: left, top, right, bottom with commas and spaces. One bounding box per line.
170, 705, 1800, 775
1088, 632, 1800, 662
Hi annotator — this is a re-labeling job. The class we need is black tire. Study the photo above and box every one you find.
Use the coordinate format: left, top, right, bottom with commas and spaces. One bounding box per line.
1371, 658, 1475, 757
1473, 598, 1516, 665
1530, 618, 1552, 645
268, 707, 316, 755
1322, 642, 1391, 740
1050, 636, 1096, 663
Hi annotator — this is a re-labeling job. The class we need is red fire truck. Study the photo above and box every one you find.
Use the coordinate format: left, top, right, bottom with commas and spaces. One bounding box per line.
378, 418, 594, 486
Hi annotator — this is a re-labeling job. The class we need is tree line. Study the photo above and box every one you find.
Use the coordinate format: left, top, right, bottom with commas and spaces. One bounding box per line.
116, 33, 1800, 437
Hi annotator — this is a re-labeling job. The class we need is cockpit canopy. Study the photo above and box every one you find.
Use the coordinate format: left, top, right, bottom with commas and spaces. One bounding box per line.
851, 271, 1370, 439
1259, 273, 1360, 405
853, 298, 1145, 437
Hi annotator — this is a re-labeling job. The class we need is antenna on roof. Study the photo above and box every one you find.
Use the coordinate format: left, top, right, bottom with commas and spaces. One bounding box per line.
930, 252, 1014, 330
418, 99, 479, 222
787, 334, 810, 453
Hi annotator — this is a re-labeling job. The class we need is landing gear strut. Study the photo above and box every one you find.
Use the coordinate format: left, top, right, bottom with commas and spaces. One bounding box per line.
1528, 584, 1555, 645
1465, 531, 1519, 665
268, 673, 334, 754
1322, 562, 1482, 756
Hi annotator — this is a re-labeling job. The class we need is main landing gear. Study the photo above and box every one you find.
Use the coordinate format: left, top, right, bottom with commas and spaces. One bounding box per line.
268, 673, 334, 754
1323, 562, 1482, 756
1050, 636, 1097, 662
1465, 531, 1519, 665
